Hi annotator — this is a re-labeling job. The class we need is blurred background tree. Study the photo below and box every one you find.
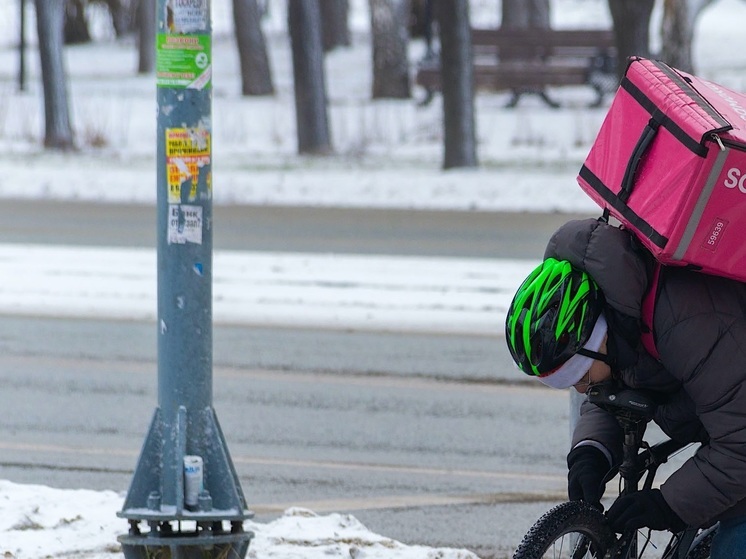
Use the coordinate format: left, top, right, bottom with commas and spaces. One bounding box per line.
660, 0, 716, 73
607, 0, 655, 79
434, 0, 476, 169
501, 0, 550, 29
64, 0, 136, 43
321, 0, 350, 52
136, 0, 154, 73
287, 0, 332, 155
369, 0, 411, 99
233, 0, 274, 95
36, 0, 74, 149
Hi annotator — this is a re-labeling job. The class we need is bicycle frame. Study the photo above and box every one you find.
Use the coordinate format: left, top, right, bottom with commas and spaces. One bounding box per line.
606, 426, 692, 558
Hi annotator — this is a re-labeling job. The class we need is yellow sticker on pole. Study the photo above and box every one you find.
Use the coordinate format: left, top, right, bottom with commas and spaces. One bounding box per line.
166, 128, 210, 204
166, 128, 210, 157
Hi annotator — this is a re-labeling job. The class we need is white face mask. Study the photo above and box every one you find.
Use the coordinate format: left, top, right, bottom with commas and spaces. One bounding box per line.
538, 314, 608, 389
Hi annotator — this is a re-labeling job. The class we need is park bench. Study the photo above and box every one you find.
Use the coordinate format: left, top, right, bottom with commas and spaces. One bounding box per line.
415, 27, 618, 108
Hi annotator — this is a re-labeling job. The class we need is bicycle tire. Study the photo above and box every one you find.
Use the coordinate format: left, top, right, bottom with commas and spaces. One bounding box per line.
512, 501, 616, 559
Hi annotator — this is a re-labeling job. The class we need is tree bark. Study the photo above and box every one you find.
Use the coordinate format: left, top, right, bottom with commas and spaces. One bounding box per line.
36, 0, 75, 150
660, 0, 715, 73
103, 0, 132, 36
320, 0, 350, 52
233, 0, 274, 95
435, 0, 477, 169
137, 0, 155, 73
607, 0, 655, 80
288, 0, 332, 155
369, 0, 410, 99
19, 0, 28, 91
64, 0, 91, 44
501, 0, 550, 29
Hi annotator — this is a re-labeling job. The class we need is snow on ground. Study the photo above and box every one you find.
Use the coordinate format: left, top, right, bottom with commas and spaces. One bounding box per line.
0, 0, 745, 557
0, 243, 534, 335
0, 479, 478, 559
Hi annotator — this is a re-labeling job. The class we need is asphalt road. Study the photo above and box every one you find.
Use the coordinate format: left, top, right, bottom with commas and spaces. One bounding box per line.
0, 341, 570, 558
0, 198, 593, 257
0, 200, 595, 557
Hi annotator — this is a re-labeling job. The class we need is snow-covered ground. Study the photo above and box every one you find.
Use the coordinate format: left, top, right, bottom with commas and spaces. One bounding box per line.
0, 242, 535, 335
0, 0, 744, 557
0, 479, 479, 559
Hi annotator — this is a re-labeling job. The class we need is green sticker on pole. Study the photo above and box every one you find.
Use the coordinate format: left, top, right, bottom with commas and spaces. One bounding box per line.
156, 33, 211, 89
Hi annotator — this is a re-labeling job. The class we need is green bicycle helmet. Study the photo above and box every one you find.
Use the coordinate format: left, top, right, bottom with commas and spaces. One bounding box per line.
505, 258, 604, 377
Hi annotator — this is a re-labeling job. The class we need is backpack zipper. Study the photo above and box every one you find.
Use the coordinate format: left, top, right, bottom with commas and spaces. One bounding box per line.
710, 133, 746, 152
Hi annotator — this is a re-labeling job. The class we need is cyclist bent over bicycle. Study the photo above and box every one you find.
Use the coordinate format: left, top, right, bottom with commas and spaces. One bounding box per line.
505, 218, 746, 558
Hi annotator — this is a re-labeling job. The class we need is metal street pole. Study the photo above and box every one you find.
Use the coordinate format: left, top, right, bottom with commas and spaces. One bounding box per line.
118, 1, 252, 557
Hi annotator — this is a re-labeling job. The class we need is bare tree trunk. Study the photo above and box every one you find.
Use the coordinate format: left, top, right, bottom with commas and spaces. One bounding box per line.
435, 0, 476, 169
234, 0, 274, 95
369, 0, 410, 99
103, 0, 132, 36
607, 0, 655, 80
36, 0, 75, 149
321, 0, 350, 52
137, 0, 155, 73
288, 0, 332, 155
19, 0, 28, 92
501, 0, 550, 29
64, 0, 91, 43
660, 0, 715, 73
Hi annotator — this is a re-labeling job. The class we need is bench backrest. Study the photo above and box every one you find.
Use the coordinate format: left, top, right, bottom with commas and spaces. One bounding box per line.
471, 27, 615, 60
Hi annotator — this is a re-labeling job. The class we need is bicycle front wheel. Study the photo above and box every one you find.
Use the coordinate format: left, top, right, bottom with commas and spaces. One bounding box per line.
513, 501, 616, 559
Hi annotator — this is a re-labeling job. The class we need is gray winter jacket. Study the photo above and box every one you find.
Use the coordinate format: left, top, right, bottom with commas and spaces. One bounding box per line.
545, 218, 746, 528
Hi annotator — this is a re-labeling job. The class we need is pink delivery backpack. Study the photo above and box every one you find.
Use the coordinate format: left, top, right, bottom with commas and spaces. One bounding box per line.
577, 57, 746, 359
578, 56, 746, 283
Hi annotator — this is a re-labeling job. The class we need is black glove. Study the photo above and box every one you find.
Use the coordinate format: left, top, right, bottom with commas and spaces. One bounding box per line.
606, 489, 686, 533
567, 446, 610, 507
